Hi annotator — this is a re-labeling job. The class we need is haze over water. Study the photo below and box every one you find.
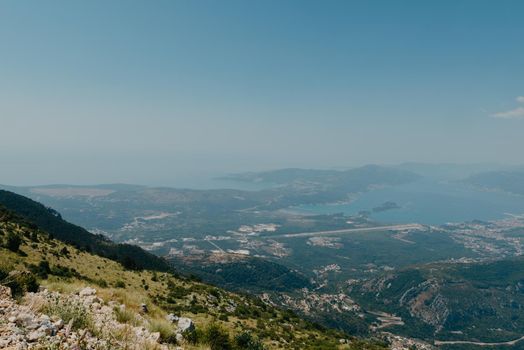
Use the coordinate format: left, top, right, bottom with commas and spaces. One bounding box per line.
295, 179, 524, 225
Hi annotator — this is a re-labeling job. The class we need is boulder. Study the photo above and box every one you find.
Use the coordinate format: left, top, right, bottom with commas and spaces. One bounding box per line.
177, 317, 194, 333
166, 314, 179, 323
148, 332, 161, 343
53, 319, 64, 330
15, 313, 33, 326
175, 333, 184, 343
79, 287, 97, 297
26, 330, 45, 342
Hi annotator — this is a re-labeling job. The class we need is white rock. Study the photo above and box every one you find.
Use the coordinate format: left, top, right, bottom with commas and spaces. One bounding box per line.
16, 313, 33, 325
175, 333, 184, 343
149, 332, 161, 343
15, 341, 28, 350
26, 330, 45, 342
177, 317, 194, 333
166, 313, 179, 323
79, 287, 97, 297
54, 319, 64, 329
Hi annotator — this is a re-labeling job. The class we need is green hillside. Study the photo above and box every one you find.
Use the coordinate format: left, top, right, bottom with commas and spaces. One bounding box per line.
0, 199, 388, 349
350, 258, 524, 345
0, 189, 172, 272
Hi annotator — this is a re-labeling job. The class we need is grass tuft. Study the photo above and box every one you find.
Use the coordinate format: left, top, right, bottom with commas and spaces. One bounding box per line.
43, 296, 93, 332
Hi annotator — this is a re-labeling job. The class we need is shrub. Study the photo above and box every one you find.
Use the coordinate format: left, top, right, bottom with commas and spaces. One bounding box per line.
43, 297, 93, 331
0, 264, 8, 281
60, 246, 70, 257
122, 256, 140, 270
182, 328, 199, 344
95, 278, 108, 288
168, 285, 190, 300
28, 260, 51, 279
115, 280, 126, 288
50, 265, 78, 278
6, 232, 22, 252
234, 332, 265, 350
205, 323, 231, 350
1, 270, 39, 298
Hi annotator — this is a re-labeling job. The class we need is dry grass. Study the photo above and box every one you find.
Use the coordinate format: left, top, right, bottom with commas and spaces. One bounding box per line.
114, 306, 142, 327
22, 292, 47, 313
148, 318, 177, 343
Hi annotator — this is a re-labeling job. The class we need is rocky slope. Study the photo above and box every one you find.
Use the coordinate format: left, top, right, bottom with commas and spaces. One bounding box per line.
349, 259, 524, 344
0, 285, 175, 349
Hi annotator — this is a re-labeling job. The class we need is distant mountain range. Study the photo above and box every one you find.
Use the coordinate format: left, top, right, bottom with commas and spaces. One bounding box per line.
463, 170, 524, 196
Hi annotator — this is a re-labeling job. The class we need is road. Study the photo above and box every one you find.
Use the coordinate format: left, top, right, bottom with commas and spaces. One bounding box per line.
272, 223, 424, 239
434, 336, 524, 347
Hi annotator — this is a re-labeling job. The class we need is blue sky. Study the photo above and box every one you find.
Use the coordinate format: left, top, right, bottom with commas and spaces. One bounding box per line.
1, 0, 523, 186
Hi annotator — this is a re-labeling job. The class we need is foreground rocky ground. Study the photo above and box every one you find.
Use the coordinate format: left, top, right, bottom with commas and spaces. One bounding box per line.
0, 285, 188, 350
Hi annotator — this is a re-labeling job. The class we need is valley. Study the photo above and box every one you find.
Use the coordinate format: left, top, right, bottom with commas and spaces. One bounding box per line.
3, 165, 524, 348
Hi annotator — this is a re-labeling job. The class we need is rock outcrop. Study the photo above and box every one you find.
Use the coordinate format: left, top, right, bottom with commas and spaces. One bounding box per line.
0, 285, 179, 350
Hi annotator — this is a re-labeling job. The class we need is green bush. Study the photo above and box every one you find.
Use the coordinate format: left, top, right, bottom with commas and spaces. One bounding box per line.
1, 270, 38, 298
182, 328, 199, 344
114, 280, 126, 288
234, 332, 265, 350
95, 278, 108, 288
0, 265, 8, 281
50, 265, 78, 278
205, 323, 231, 350
60, 246, 70, 257
5, 232, 22, 252
151, 272, 158, 282
27, 260, 51, 279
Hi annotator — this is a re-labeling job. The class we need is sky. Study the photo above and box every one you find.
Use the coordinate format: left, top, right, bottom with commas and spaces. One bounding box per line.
1, 0, 523, 186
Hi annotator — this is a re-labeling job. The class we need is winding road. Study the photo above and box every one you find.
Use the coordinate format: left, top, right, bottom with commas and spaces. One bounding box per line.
434, 336, 524, 347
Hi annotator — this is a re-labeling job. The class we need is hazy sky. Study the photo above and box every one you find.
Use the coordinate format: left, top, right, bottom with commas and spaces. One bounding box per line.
1, 0, 523, 186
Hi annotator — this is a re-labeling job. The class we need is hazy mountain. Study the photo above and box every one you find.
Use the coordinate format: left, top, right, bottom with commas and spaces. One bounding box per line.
464, 170, 524, 195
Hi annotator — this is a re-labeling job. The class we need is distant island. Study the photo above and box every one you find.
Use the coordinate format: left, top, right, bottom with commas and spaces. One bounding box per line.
372, 201, 401, 213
